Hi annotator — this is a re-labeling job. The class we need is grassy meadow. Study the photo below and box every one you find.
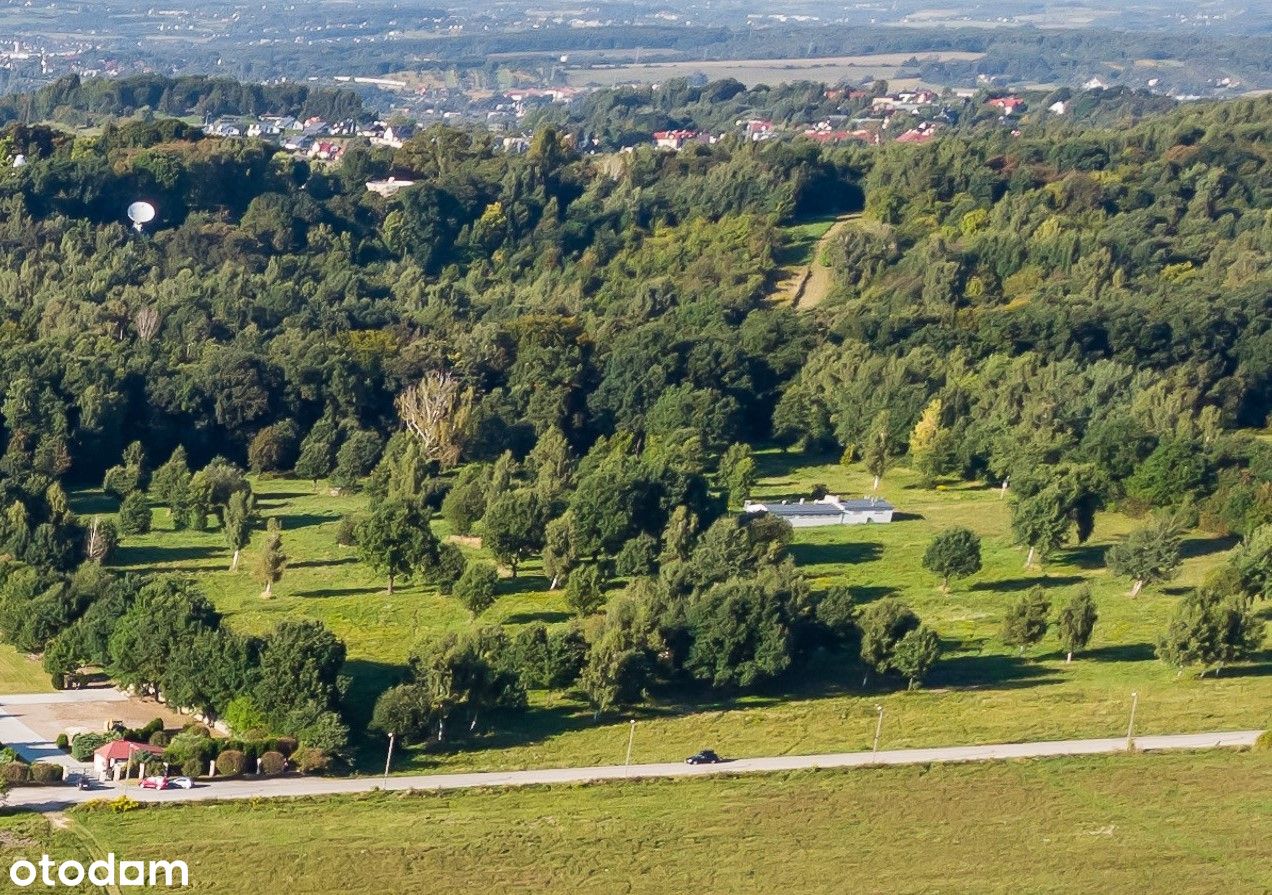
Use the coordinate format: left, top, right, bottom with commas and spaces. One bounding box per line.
40, 449, 1271, 774
0, 749, 1267, 894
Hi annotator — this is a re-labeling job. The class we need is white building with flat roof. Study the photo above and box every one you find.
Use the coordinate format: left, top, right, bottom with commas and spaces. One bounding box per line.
743, 495, 894, 527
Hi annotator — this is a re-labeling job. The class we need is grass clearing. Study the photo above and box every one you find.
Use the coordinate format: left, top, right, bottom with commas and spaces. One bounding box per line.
71, 451, 1270, 774
0, 749, 1265, 893
0, 643, 55, 695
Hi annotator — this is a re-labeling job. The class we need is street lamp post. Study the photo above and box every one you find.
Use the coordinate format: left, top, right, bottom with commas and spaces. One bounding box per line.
1126, 692, 1139, 750
383, 732, 395, 783
872, 705, 884, 755
625, 720, 636, 775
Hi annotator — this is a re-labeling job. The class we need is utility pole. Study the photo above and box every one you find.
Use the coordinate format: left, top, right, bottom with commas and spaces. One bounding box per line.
1125, 692, 1139, 750
625, 720, 636, 775
383, 732, 395, 783
872, 705, 884, 755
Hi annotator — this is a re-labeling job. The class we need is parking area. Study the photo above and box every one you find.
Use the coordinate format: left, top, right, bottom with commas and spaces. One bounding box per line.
0, 687, 189, 770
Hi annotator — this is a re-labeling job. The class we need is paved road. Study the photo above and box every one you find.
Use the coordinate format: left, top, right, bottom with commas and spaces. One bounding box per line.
5, 730, 1260, 813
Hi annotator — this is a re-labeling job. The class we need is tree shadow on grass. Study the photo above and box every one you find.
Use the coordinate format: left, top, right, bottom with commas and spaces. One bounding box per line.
790, 541, 883, 567
497, 574, 553, 596
276, 513, 338, 530
926, 653, 1061, 691
290, 556, 358, 570
72, 492, 118, 515
294, 585, 383, 598
501, 610, 572, 626
1059, 544, 1106, 570
1075, 642, 1157, 663
1211, 660, 1272, 679
969, 575, 1085, 593
1179, 534, 1239, 560
754, 448, 837, 482
343, 658, 410, 739
111, 544, 223, 567
255, 490, 312, 502
847, 584, 897, 605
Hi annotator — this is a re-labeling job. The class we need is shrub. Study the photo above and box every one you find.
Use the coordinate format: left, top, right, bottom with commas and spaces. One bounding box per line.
1255, 731, 1272, 752
294, 747, 330, 774
181, 757, 205, 779
454, 560, 498, 616
71, 731, 118, 763
163, 730, 216, 767
29, 762, 63, 784
274, 736, 298, 757
182, 723, 211, 738
2, 761, 30, 784
224, 695, 268, 737
0, 747, 18, 764
215, 749, 247, 777
335, 517, 357, 547
55, 733, 69, 750
74, 795, 141, 814
148, 730, 171, 747
258, 751, 286, 776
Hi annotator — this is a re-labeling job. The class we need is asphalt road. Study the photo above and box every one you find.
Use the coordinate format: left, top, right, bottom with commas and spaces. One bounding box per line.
5, 730, 1260, 813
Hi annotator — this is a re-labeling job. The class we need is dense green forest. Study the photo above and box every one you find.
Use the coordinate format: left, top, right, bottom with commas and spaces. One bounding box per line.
0, 89, 1266, 764
0, 74, 365, 127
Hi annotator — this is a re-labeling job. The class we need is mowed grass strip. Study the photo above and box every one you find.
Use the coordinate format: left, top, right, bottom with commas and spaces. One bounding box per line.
7, 749, 1262, 895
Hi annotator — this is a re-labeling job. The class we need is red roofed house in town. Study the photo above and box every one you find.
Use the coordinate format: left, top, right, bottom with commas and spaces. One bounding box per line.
653, 130, 707, 150
895, 125, 939, 144
988, 96, 1025, 114
94, 740, 165, 781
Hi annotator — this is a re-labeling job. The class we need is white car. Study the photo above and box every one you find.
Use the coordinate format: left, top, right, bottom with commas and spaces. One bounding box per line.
168, 776, 195, 789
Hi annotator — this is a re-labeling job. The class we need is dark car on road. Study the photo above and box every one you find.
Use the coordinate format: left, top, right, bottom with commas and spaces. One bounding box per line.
685, 749, 722, 765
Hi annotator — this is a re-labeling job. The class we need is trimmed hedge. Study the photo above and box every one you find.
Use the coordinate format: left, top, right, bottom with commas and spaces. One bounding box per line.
71, 732, 118, 763
258, 751, 286, 776
294, 747, 330, 774
215, 749, 246, 777
29, 762, 63, 784
1, 761, 30, 783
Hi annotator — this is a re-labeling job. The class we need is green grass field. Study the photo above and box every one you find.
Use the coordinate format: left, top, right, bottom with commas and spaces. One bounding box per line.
0, 643, 54, 695
47, 451, 1270, 774
0, 750, 1267, 894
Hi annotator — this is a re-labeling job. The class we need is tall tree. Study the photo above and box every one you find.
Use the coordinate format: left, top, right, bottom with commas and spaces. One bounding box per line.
719, 442, 757, 507
1010, 487, 1070, 568
1106, 515, 1184, 597
891, 625, 942, 689
395, 371, 474, 469
922, 527, 982, 590
355, 500, 440, 594
863, 410, 892, 492
224, 489, 255, 572
258, 518, 287, 598
1001, 587, 1051, 655
1056, 586, 1098, 662
483, 489, 547, 578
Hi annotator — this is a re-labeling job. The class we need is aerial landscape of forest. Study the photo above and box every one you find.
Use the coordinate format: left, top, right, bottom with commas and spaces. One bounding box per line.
0, 2, 1264, 892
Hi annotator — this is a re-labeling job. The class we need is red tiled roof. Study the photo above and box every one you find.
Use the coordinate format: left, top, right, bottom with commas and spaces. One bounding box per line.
95, 740, 164, 762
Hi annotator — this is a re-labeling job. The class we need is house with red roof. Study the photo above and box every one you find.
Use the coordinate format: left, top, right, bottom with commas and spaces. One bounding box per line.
988, 96, 1025, 114
94, 740, 164, 781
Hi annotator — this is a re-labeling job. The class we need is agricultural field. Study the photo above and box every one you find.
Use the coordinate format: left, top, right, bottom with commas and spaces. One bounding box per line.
563, 52, 983, 88
0, 749, 1267, 893
51, 449, 1272, 775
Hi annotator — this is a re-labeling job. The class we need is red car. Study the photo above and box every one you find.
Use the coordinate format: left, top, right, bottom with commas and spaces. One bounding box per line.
139, 776, 169, 790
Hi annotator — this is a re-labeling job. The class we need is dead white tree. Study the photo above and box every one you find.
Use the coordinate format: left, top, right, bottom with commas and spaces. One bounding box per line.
133, 305, 161, 342
395, 371, 474, 468
84, 516, 116, 563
